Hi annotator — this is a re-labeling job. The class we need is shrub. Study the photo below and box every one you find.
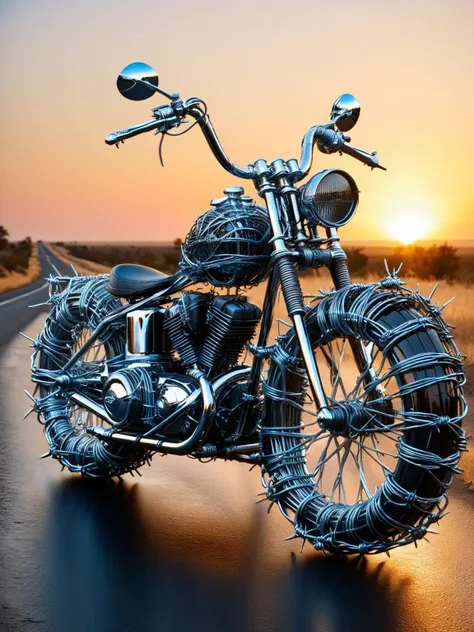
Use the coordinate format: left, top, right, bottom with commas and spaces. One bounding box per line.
346, 247, 369, 276
0, 226, 9, 250
0, 236, 33, 272
388, 243, 460, 281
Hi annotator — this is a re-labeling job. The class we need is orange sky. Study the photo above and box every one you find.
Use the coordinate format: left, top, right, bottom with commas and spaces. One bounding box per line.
1, 0, 473, 242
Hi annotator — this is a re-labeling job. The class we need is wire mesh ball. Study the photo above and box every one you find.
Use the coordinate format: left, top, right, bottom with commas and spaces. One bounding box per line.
179, 197, 272, 287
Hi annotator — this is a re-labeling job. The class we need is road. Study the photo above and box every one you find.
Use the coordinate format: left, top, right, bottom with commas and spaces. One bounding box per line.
0, 244, 473, 632
0, 242, 73, 349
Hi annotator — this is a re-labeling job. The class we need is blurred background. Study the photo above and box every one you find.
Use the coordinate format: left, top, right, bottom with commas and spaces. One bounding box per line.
1, 0, 473, 243
1, 2, 473, 631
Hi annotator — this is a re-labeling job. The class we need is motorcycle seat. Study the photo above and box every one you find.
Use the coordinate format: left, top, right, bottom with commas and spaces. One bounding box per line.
107, 263, 175, 298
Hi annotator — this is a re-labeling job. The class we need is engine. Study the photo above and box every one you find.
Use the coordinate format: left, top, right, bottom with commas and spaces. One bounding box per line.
101, 292, 261, 439
164, 292, 261, 375
200, 296, 262, 374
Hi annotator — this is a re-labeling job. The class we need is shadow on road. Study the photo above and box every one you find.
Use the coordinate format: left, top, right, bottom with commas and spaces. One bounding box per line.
283, 555, 411, 632
43, 477, 414, 632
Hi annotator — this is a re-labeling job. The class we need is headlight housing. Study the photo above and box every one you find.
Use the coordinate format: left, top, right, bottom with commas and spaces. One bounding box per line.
300, 169, 359, 227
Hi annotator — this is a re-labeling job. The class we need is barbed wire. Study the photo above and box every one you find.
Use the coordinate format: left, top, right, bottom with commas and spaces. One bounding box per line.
29, 275, 153, 477
260, 272, 468, 554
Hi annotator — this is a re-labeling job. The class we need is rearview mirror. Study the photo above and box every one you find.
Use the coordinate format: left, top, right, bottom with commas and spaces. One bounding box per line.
117, 62, 159, 101
330, 94, 360, 132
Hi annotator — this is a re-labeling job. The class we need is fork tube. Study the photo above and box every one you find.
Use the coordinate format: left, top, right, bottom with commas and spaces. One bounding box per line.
326, 228, 381, 388
254, 159, 328, 410
247, 267, 279, 399
292, 313, 328, 408
240, 267, 279, 435
326, 227, 351, 289
284, 189, 307, 244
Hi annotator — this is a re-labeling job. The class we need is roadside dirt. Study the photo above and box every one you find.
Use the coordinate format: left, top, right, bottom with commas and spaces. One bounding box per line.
0, 244, 41, 294
45, 243, 110, 276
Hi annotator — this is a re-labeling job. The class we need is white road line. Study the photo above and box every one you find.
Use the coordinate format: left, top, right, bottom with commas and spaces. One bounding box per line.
0, 282, 49, 307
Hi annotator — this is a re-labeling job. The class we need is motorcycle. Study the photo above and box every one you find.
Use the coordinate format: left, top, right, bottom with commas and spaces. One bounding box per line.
29, 62, 467, 555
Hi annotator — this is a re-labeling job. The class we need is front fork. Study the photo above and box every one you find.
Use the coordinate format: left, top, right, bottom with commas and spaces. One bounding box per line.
326, 228, 384, 399
257, 165, 377, 414
255, 169, 330, 410
291, 232, 380, 411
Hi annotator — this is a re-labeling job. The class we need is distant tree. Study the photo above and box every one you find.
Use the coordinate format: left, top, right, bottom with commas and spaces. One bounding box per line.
391, 243, 460, 280
173, 238, 183, 249
346, 247, 369, 276
0, 226, 9, 250
392, 245, 429, 278
18, 236, 32, 250
425, 243, 460, 281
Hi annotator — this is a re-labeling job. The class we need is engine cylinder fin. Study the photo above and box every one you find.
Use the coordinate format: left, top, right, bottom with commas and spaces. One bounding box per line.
200, 296, 261, 374
164, 292, 211, 366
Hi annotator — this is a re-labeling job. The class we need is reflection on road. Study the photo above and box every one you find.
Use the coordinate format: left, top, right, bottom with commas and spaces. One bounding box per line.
44, 476, 413, 632
0, 303, 473, 632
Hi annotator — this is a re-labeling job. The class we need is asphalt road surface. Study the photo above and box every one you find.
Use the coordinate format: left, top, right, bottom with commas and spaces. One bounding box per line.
0, 244, 473, 632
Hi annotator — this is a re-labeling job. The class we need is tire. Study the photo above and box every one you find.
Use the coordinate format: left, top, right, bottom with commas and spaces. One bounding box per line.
261, 281, 467, 554
31, 275, 152, 478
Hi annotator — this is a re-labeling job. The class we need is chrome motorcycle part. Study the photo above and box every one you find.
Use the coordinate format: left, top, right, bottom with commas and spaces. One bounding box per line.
200, 296, 262, 375
252, 168, 330, 411
107, 66, 385, 175
102, 367, 155, 427
330, 93, 361, 132
61, 273, 190, 374
137, 366, 251, 441
126, 308, 171, 356
262, 281, 466, 554
300, 169, 359, 227
297, 126, 385, 178
117, 61, 166, 101
105, 108, 180, 145
184, 102, 255, 179
69, 392, 113, 425
164, 292, 211, 366
179, 189, 272, 287
154, 374, 200, 435
243, 268, 280, 435
89, 368, 215, 456
31, 276, 154, 477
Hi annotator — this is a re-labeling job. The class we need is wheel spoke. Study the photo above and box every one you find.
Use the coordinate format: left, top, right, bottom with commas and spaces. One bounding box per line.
300, 331, 405, 503
351, 441, 373, 501
330, 338, 348, 400
69, 328, 110, 433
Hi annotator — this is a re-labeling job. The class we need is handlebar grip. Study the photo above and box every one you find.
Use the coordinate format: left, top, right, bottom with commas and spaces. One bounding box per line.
105, 106, 178, 145
339, 142, 386, 170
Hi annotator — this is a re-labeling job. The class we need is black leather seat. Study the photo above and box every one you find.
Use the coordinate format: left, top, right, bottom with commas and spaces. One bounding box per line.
107, 264, 175, 298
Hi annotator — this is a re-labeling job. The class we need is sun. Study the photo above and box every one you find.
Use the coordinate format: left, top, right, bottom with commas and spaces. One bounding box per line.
388, 213, 430, 245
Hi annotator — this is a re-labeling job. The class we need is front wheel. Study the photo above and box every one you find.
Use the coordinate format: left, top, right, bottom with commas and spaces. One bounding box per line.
261, 280, 467, 554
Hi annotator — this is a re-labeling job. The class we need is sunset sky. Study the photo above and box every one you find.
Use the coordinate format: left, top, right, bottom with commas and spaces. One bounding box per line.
1, 0, 473, 243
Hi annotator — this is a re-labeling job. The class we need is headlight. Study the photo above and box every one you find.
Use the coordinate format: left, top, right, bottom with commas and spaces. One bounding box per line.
300, 169, 359, 227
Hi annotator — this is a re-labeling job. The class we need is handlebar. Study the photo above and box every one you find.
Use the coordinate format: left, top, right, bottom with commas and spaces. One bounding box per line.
186, 102, 254, 179
105, 101, 385, 178
105, 105, 178, 145
105, 99, 254, 178
339, 141, 386, 170
297, 125, 385, 178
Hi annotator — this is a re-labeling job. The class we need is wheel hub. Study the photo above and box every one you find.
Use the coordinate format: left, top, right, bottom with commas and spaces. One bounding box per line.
317, 402, 379, 437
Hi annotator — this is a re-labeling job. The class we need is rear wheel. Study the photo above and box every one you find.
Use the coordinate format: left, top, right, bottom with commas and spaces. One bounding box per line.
32, 275, 152, 477
261, 282, 466, 554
